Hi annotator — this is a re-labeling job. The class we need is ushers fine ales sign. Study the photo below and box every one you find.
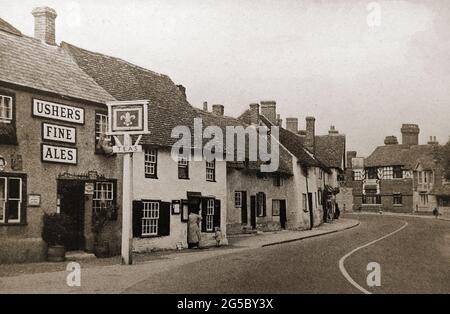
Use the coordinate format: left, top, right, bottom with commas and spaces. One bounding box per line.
41, 144, 77, 165
33, 99, 84, 125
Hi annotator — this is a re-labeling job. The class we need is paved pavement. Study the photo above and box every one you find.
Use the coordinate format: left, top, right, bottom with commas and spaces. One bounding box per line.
0, 218, 358, 294
124, 214, 450, 293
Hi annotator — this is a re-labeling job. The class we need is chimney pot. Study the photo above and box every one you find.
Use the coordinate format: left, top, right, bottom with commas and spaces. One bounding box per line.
276, 114, 283, 127
212, 104, 224, 116
401, 124, 420, 146
32, 7, 57, 45
328, 125, 339, 135
384, 136, 398, 145
427, 135, 439, 145
203, 101, 208, 111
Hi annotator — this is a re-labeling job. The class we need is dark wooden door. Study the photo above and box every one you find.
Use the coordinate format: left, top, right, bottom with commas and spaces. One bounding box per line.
58, 180, 85, 251
250, 195, 256, 229
308, 193, 314, 230
280, 200, 287, 229
241, 191, 247, 224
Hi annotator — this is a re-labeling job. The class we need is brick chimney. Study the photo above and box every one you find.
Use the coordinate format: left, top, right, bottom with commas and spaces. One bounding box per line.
384, 136, 398, 145
346, 151, 357, 169
401, 124, 420, 146
212, 104, 224, 116
427, 136, 438, 145
249, 103, 260, 126
203, 101, 208, 111
260, 101, 277, 125
276, 114, 283, 127
305, 116, 316, 153
286, 117, 298, 133
328, 125, 339, 135
32, 7, 57, 45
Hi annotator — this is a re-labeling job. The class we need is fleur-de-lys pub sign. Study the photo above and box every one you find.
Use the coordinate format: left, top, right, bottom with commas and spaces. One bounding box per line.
107, 100, 149, 135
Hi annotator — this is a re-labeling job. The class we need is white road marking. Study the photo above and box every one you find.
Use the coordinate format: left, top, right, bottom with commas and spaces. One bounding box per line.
338, 221, 409, 294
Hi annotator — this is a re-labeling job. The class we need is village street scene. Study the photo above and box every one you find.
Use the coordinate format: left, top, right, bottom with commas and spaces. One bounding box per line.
1, 1, 450, 296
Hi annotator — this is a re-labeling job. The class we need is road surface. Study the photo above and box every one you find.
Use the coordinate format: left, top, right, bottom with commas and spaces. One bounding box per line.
124, 214, 450, 293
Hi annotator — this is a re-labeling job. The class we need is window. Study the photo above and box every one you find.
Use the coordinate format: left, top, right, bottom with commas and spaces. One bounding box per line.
393, 193, 402, 205
272, 199, 281, 216
318, 169, 323, 180
318, 189, 323, 206
393, 166, 403, 179
382, 167, 393, 180
206, 199, 215, 232
273, 174, 284, 187
178, 156, 189, 179
363, 191, 381, 204
366, 168, 377, 179
234, 191, 242, 208
144, 148, 158, 178
142, 201, 159, 236
314, 192, 317, 208
256, 192, 266, 217
420, 194, 428, 205
353, 170, 364, 181
0, 176, 23, 224
302, 194, 307, 212
206, 160, 215, 181
95, 112, 110, 149
0, 95, 13, 123
92, 182, 115, 220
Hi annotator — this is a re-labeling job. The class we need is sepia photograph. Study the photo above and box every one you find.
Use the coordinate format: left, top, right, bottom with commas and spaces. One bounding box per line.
0, 0, 450, 304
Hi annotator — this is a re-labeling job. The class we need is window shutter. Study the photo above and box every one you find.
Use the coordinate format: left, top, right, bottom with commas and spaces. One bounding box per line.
201, 198, 207, 232
158, 202, 170, 236
262, 193, 267, 216
213, 199, 221, 229
132, 200, 143, 238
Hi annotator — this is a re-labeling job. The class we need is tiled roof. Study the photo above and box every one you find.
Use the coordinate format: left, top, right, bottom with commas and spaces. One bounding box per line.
315, 134, 346, 170
63, 43, 292, 174
0, 22, 114, 104
0, 18, 21, 36
431, 184, 450, 196
259, 115, 320, 167
365, 144, 440, 169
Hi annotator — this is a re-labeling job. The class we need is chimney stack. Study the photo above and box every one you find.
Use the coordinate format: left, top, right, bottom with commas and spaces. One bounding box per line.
32, 7, 57, 45
249, 103, 260, 126
346, 151, 357, 169
286, 117, 298, 133
276, 114, 283, 127
305, 116, 316, 153
203, 101, 208, 111
212, 104, 224, 116
260, 101, 277, 125
328, 125, 339, 135
401, 124, 420, 146
427, 136, 439, 145
384, 136, 398, 145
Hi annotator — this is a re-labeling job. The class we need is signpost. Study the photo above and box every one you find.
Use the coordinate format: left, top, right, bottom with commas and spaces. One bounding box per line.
107, 100, 150, 265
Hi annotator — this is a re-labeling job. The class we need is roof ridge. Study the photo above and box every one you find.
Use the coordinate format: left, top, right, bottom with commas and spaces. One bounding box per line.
62, 41, 168, 79
0, 17, 22, 36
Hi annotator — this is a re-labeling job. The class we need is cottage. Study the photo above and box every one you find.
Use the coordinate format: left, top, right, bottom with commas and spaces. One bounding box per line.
0, 8, 122, 263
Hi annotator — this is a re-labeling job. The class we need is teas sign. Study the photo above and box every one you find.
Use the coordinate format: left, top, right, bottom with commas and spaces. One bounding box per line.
33, 99, 84, 125
42, 144, 77, 165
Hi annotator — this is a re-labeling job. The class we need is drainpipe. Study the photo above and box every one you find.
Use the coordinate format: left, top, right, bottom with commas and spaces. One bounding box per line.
305, 166, 313, 230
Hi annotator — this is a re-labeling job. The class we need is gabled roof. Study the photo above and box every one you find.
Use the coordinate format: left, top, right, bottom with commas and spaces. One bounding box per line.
0, 18, 22, 36
0, 19, 114, 104
315, 134, 346, 170
365, 144, 440, 169
63, 43, 293, 174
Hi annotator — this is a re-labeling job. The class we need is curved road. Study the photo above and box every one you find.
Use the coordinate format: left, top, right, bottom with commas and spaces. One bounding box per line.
125, 214, 450, 293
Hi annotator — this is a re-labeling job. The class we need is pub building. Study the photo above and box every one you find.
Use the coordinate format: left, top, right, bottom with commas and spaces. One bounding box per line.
0, 8, 122, 263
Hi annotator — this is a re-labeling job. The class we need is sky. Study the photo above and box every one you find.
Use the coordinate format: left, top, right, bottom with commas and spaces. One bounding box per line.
2, 0, 450, 156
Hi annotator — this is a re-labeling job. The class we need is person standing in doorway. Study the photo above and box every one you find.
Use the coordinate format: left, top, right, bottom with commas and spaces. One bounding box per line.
187, 209, 202, 248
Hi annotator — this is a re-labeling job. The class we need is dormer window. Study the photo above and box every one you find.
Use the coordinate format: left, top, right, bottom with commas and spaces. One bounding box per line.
0, 95, 13, 123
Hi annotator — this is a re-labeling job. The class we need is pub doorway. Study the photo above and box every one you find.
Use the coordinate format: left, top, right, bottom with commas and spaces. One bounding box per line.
57, 179, 85, 251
